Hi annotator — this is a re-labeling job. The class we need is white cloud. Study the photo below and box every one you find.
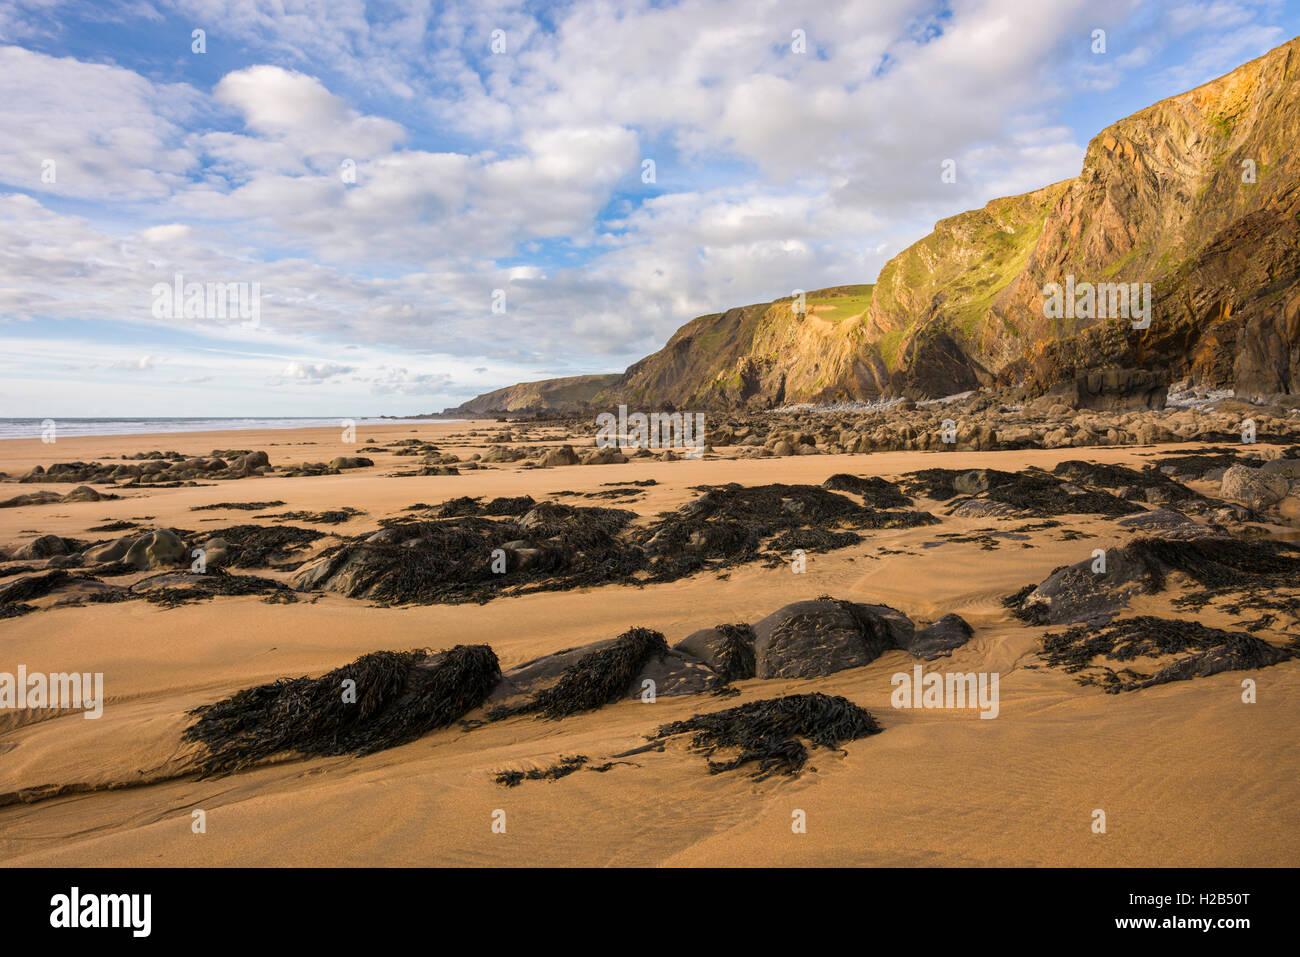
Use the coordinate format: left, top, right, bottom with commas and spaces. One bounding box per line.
142, 223, 192, 243
276, 360, 354, 382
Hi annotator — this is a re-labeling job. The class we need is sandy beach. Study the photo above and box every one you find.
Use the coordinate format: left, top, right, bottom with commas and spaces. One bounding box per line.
1, 420, 1295, 867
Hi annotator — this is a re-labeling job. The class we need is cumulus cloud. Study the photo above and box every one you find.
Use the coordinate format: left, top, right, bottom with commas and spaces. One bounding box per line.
275, 361, 355, 383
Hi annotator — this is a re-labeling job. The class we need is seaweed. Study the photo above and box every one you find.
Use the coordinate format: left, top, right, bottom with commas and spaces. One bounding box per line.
191, 501, 286, 511
481, 495, 536, 516
639, 483, 934, 581
822, 474, 913, 508
1039, 616, 1296, 692
183, 644, 501, 776
301, 483, 934, 606
1126, 536, 1300, 592
1052, 460, 1211, 506
140, 569, 299, 608
209, 524, 325, 567
489, 627, 668, 720
429, 496, 482, 517
259, 508, 363, 524
0, 569, 74, 604
495, 754, 588, 787
901, 467, 1143, 516
766, 527, 862, 555
712, 623, 757, 682
1147, 447, 1252, 477
984, 471, 1142, 516
650, 692, 882, 779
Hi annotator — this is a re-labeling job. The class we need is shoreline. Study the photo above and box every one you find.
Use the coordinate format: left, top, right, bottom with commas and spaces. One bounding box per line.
0, 417, 472, 443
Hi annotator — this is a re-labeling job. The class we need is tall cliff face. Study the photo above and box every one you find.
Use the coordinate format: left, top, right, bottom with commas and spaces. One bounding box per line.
449, 37, 1300, 414
998, 34, 1300, 399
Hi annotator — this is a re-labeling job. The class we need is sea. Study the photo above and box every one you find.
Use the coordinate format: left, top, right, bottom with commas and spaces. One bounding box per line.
0, 417, 459, 440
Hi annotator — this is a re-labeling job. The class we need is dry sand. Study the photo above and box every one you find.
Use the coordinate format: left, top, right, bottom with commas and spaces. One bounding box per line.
0, 422, 1296, 866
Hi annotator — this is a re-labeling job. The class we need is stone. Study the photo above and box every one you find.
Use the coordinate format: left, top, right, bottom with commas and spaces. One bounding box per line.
1220, 465, 1290, 509
902, 613, 974, 658
538, 445, 580, 467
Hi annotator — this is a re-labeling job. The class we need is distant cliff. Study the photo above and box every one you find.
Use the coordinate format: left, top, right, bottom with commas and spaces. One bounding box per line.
448, 36, 1300, 414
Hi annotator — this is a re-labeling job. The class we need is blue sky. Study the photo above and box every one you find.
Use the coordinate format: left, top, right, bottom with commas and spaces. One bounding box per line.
0, 0, 1296, 416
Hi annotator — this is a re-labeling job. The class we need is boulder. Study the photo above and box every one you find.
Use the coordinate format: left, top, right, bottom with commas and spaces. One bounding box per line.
539, 445, 580, 467
751, 599, 913, 679
0, 491, 62, 508
675, 625, 757, 681
198, 537, 231, 568
902, 614, 974, 658
128, 529, 188, 569
1220, 465, 1289, 509
12, 534, 79, 560
61, 485, 102, 502
581, 446, 627, 465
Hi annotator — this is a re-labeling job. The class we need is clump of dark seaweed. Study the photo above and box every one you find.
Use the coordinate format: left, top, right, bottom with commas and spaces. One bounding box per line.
259, 507, 363, 524
1126, 536, 1300, 594
1052, 460, 1213, 507
489, 627, 668, 720
210, 524, 325, 567
517, 502, 635, 544
765, 527, 861, 557
712, 623, 757, 682
191, 501, 286, 511
1148, 447, 1254, 478
429, 496, 482, 517
495, 754, 588, 787
87, 521, 141, 532
899, 468, 968, 500
0, 569, 77, 604
651, 693, 882, 779
184, 644, 501, 776
1005, 537, 1300, 626
337, 516, 522, 602
822, 474, 913, 508
1002, 582, 1048, 624
324, 507, 643, 604
140, 569, 298, 608
481, 495, 535, 515
1040, 615, 1296, 692
984, 471, 1141, 516
901, 467, 1143, 516
639, 483, 933, 581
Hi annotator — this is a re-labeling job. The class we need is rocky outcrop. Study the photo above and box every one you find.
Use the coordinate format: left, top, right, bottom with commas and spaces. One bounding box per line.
452, 373, 621, 414
1051, 369, 1168, 412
